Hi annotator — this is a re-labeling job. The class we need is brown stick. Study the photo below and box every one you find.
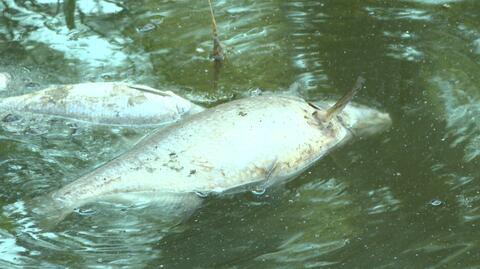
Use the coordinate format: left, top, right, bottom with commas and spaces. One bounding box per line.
208, 0, 225, 62
325, 76, 366, 121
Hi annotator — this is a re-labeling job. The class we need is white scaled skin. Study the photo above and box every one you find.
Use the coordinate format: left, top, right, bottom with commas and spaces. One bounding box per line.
35, 95, 391, 223
0, 82, 204, 125
0, 72, 11, 91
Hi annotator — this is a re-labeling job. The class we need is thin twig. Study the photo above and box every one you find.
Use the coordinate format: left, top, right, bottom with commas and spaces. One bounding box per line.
208, 0, 225, 62
325, 76, 366, 121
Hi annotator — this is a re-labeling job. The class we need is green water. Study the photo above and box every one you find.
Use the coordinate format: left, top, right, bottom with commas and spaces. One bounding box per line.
1, 0, 480, 268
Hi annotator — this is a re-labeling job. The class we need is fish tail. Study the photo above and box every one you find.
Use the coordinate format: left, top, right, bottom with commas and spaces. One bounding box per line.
24, 195, 73, 230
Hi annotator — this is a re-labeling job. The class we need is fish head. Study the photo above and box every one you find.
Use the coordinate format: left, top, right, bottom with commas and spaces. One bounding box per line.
307, 77, 390, 138
309, 99, 391, 138
339, 103, 392, 138
187, 102, 206, 115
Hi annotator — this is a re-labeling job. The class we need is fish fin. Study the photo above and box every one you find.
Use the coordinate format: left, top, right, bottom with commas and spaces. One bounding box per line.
265, 158, 279, 182
127, 85, 171, 97
307, 101, 323, 110
252, 158, 279, 194
324, 76, 365, 121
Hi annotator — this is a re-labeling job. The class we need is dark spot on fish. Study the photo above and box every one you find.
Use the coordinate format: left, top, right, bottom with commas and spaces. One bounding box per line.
176, 105, 185, 114
316, 122, 336, 138
169, 152, 177, 158
2, 114, 20, 122
101, 74, 112, 80
42, 86, 69, 104
48, 118, 61, 124
128, 95, 148, 106
23, 127, 39, 135
103, 177, 107, 181
172, 166, 184, 172
41, 95, 57, 105
146, 167, 155, 173
67, 122, 78, 135
238, 111, 247, 116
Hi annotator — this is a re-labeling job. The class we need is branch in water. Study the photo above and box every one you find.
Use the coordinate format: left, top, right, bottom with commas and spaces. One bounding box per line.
208, 0, 225, 62
325, 76, 366, 121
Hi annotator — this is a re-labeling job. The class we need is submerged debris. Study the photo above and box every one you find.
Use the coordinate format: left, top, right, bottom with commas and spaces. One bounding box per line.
137, 19, 164, 33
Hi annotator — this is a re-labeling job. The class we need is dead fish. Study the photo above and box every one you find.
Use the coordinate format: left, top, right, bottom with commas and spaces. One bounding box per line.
0, 72, 11, 91
28, 83, 391, 226
0, 82, 204, 126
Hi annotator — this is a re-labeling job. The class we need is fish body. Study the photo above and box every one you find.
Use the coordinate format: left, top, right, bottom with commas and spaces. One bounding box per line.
35, 94, 391, 222
0, 82, 203, 125
0, 72, 11, 91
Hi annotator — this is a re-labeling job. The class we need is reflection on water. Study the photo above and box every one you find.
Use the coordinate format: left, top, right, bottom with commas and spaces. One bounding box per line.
1, 0, 151, 86
4, 199, 190, 268
430, 74, 480, 162
1, 0, 480, 268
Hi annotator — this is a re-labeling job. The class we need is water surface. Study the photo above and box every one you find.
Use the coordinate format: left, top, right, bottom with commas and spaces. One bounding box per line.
1, 0, 480, 268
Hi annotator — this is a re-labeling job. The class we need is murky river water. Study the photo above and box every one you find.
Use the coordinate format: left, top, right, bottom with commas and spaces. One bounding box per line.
1, 0, 480, 268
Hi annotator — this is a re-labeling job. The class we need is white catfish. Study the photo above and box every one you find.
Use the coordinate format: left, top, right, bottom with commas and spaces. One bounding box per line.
0, 82, 204, 125
29, 79, 391, 225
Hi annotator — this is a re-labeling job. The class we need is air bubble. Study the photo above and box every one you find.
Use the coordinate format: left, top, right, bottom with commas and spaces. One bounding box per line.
429, 199, 443, 207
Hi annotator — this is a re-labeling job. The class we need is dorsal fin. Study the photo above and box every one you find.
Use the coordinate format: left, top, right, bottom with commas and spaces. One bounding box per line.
127, 85, 171, 97
324, 76, 365, 121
